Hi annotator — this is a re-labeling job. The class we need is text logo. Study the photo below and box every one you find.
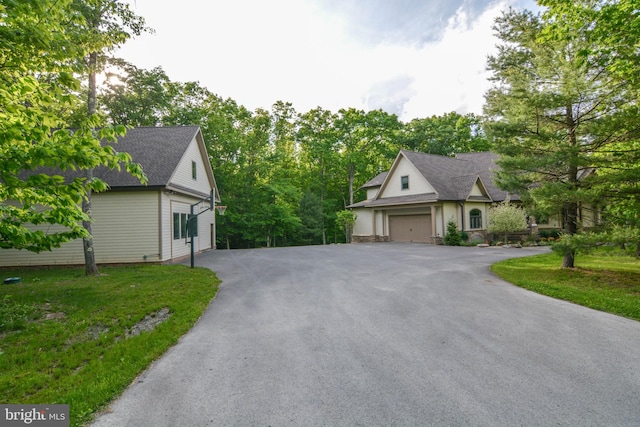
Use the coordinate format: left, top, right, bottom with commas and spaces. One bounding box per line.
1, 405, 69, 427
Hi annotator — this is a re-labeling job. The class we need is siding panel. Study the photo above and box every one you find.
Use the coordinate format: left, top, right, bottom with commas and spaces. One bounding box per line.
0, 192, 160, 266
380, 158, 436, 198
169, 137, 212, 195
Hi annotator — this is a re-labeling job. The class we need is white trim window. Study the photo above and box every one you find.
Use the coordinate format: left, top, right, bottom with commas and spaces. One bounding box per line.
470, 209, 482, 229
401, 175, 409, 190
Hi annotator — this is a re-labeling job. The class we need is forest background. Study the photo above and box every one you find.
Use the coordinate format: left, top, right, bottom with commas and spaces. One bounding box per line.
95, 63, 490, 249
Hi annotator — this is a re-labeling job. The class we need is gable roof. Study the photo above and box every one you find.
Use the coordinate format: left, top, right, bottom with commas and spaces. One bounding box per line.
454, 151, 516, 202
351, 150, 516, 208
95, 126, 202, 188
17, 126, 219, 200
398, 150, 480, 200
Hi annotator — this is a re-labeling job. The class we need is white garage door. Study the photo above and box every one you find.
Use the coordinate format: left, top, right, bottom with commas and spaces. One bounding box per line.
389, 214, 432, 243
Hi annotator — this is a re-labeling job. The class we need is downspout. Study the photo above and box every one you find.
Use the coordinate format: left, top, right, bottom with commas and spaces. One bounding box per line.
458, 202, 465, 230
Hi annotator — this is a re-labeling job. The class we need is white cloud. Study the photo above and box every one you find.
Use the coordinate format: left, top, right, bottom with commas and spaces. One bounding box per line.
117, 0, 529, 122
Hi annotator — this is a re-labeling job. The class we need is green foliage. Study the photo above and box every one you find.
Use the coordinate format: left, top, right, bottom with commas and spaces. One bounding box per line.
0, 265, 219, 426
483, 5, 640, 266
298, 192, 325, 245
336, 210, 357, 243
0, 0, 147, 253
401, 112, 489, 156
101, 63, 173, 126
444, 218, 462, 246
487, 201, 528, 243
552, 226, 640, 259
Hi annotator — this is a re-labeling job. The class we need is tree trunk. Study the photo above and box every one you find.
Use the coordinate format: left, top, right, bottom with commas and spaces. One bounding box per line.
82, 185, 99, 275
561, 105, 579, 269
83, 51, 99, 276
562, 251, 575, 268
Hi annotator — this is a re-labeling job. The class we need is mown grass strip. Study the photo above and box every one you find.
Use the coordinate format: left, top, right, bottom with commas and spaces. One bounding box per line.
491, 249, 640, 321
0, 264, 219, 426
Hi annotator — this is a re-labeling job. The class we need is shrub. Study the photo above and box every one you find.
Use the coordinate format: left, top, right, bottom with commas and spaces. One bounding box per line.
444, 219, 462, 246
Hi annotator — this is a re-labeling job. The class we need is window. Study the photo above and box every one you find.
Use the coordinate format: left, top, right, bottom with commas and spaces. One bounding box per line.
174, 212, 198, 239
192, 161, 197, 180
401, 175, 409, 190
173, 213, 180, 239
470, 209, 482, 229
181, 213, 188, 238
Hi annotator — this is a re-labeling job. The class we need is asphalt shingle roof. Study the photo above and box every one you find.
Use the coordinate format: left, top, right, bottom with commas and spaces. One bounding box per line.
95, 126, 201, 188
454, 151, 518, 201
360, 172, 388, 189
351, 151, 517, 208
400, 150, 483, 200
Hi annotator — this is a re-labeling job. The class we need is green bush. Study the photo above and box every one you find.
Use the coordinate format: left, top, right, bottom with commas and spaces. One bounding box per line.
444, 219, 462, 246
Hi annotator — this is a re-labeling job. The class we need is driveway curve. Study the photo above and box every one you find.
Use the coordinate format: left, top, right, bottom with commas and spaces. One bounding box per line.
92, 243, 640, 426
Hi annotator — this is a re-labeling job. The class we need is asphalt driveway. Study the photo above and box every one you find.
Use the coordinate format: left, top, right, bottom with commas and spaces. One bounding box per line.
92, 243, 640, 426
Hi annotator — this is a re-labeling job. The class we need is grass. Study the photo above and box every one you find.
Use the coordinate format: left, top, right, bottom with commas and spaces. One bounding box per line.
0, 264, 220, 426
491, 248, 640, 321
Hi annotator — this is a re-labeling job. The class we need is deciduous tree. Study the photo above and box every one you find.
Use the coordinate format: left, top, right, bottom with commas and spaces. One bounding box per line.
0, 0, 145, 255
487, 201, 528, 244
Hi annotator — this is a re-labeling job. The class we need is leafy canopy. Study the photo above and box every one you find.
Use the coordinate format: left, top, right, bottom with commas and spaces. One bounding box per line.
0, 0, 146, 252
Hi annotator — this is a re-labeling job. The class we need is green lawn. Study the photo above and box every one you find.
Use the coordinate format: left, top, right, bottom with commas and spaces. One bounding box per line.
491, 249, 640, 321
0, 264, 219, 427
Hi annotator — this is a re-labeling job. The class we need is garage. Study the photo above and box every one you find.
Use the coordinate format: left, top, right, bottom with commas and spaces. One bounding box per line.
389, 214, 432, 243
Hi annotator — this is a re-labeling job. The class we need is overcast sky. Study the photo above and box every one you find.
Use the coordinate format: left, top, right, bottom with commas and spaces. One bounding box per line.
118, 0, 539, 122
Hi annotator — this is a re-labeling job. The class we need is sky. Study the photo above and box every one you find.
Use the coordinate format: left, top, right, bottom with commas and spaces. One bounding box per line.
117, 0, 539, 122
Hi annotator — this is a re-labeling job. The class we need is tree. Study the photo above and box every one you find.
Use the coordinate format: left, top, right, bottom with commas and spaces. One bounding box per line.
483, 7, 640, 267
444, 219, 462, 246
539, 0, 640, 255
401, 112, 490, 156
0, 0, 146, 254
101, 63, 172, 126
72, 0, 149, 275
487, 201, 528, 244
297, 108, 341, 245
336, 210, 357, 243
298, 192, 325, 245
335, 108, 401, 206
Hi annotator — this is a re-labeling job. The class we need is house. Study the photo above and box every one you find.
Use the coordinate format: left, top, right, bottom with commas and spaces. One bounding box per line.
349, 150, 519, 244
0, 126, 221, 266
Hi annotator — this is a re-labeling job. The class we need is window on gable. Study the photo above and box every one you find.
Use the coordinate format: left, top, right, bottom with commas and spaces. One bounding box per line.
470, 209, 482, 229
401, 175, 409, 190
192, 161, 197, 180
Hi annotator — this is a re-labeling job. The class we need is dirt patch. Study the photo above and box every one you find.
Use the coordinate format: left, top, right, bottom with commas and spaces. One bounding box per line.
126, 307, 171, 338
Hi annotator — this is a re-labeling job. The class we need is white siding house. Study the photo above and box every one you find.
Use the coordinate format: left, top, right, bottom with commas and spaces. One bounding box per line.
0, 126, 220, 266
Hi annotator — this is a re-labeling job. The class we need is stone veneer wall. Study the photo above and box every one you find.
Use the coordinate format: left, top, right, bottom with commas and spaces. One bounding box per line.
352, 235, 390, 243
